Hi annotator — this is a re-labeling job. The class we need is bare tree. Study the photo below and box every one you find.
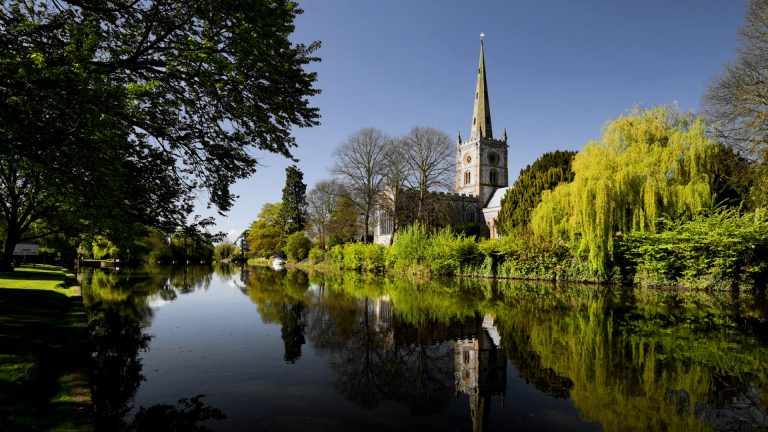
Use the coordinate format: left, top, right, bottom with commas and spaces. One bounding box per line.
705, 0, 768, 206
706, 0, 768, 158
332, 128, 388, 242
307, 179, 343, 250
402, 126, 454, 222
377, 138, 411, 244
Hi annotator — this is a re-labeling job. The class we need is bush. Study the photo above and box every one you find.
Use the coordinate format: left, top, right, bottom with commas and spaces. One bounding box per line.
308, 247, 324, 264
624, 209, 768, 289
389, 223, 429, 269
283, 231, 312, 262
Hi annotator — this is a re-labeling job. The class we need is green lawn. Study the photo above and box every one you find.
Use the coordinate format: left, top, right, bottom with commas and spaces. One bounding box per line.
0, 265, 92, 431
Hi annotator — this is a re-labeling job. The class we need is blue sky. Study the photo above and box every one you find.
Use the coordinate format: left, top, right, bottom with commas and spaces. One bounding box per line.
204, 0, 748, 241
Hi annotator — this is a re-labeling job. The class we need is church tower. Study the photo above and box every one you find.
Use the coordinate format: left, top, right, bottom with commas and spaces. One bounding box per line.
456, 36, 509, 205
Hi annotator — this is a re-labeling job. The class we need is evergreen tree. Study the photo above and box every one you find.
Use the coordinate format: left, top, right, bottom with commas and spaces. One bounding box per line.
328, 194, 359, 245
281, 165, 308, 234
496, 151, 576, 236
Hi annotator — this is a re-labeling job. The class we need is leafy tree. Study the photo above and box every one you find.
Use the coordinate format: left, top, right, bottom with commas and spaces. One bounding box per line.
0, 0, 320, 270
283, 231, 312, 262
705, 0, 768, 207
531, 107, 717, 276
496, 150, 576, 236
281, 165, 308, 235
213, 242, 238, 261
248, 202, 286, 258
327, 194, 359, 246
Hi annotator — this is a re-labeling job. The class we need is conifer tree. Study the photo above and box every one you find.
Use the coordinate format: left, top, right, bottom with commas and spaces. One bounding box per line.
282, 165, 307, 235
496, 150, 576, 236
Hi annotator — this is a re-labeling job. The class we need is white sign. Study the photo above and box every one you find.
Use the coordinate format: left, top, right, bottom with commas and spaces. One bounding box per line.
13, 243, 39, 256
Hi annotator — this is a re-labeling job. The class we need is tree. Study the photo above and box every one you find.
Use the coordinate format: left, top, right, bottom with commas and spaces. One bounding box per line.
377, 138, 410, 243
327, 194, 359, 246
213, 242, 238, 261
283, 231, 312, 262
307, 179, 343, 250
496, 151, 576, 236
281, 165, 308, 235
705, 0, 768, 208
531, 107, 717, 276
0, 0, 320, 270
248, 202, 286, 258
402, 126, 454, 222
332, 128, 388, 242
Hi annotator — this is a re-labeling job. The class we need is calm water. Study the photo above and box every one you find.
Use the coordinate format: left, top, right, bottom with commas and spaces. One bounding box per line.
79, 265, 768, 431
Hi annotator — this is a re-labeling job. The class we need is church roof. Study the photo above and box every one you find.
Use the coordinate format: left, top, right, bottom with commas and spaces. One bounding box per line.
483, 186, 510, 210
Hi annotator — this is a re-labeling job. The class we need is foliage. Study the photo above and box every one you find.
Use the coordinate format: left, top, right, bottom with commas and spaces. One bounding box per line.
213, 242, 238, 261
327, 194, 359, 246
0, 0, 320, 270
531, 107, 718, 276
248, 202, 286, 258
281, 165, 308, 235
624, 208, 768, 289
283, 231, 312, 262
497, 150, 576, 235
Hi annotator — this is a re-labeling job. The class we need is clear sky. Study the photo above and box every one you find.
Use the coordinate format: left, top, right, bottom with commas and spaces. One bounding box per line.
204, 0, 749, 241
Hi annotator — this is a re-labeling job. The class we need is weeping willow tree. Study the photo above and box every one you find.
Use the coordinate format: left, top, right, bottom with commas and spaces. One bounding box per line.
531, 107, 717, 276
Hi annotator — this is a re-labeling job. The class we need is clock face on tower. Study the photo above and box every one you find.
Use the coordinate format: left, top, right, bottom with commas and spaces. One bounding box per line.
488, 152, 499, 166
464, 154, 472, 164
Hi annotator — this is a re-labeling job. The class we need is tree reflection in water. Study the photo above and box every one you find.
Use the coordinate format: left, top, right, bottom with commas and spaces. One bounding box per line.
80, 265, 226, 431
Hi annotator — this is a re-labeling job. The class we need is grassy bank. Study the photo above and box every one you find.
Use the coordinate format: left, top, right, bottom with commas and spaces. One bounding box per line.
0, 265, 92, 431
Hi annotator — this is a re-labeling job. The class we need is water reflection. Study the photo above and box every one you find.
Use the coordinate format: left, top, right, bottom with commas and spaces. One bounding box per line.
80, 264, 768, 431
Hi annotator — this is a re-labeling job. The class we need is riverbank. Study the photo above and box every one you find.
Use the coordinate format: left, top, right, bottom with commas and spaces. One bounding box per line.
0, 265, 93, 431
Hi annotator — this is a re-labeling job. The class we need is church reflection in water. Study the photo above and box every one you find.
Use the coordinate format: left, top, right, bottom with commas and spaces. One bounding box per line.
454, 314, 506, 432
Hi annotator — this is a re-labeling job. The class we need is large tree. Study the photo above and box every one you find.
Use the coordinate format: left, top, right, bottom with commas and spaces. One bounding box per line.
531, 107, 717, 276
281, 165, 307, 235
402, 126, 454, 222
306, 179, 342, 250
705, 0, 768, 208
332, 128, 387, 242
248, 202, 286, 258
496, 150, 576, 236
0, 0, 320, 269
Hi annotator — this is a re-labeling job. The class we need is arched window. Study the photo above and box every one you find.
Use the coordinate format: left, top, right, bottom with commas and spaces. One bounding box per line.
464, 171, 471, 185
489, 170, 497, 184
465, 209, 475, 222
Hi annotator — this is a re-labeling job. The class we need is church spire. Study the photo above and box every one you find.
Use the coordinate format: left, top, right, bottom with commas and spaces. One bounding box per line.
471, 34, 492, 140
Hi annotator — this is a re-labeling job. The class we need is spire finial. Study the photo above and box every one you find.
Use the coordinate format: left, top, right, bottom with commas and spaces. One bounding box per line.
480, 32, 485, 42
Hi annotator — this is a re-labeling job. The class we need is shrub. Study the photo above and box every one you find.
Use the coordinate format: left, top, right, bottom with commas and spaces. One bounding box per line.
308, 247, 324, 264
625, 209, 768, 289
389, 223, 430, 269
283, 231, 312, 262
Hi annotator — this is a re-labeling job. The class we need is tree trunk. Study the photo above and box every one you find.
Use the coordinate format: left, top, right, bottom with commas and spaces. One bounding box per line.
1, 231, 19, 272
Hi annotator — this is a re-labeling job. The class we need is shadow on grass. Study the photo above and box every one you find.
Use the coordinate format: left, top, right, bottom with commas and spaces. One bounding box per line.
0, 288, 92, 431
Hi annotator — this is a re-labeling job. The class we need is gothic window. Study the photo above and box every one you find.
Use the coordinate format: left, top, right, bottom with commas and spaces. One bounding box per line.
489, 170, 498, 184
464, 171, 471, 185
465, 209, 475, 222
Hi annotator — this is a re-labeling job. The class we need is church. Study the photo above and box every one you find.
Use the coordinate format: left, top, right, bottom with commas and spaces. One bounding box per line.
374, 38, 510, 244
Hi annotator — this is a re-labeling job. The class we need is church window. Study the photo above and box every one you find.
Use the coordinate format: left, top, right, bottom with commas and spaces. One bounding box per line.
489, 170, 498, 184
465, 209, 475, 222
464, 171, 471, 185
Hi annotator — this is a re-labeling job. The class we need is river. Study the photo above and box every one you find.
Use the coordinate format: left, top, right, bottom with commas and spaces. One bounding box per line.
78, 264, 768, 431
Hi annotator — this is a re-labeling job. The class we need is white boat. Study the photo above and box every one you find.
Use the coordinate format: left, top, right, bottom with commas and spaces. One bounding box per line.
272, 256, 286, 270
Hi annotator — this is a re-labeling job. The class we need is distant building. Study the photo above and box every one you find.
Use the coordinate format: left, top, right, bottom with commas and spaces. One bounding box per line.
374, 37, 509, 244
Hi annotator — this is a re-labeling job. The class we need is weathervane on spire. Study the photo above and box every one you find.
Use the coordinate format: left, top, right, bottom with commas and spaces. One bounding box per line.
480, 32, 485, 41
